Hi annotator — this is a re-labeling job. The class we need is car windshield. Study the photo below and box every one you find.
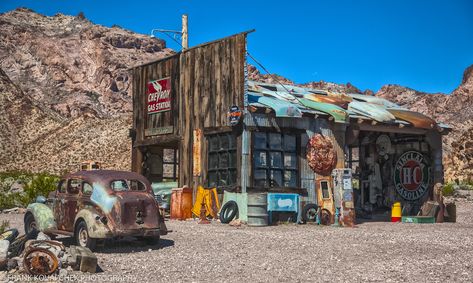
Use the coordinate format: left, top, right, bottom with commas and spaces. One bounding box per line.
110, 179, 146, 192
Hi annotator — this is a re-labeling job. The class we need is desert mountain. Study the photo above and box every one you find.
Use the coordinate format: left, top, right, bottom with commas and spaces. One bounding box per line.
0, 8, 471, 182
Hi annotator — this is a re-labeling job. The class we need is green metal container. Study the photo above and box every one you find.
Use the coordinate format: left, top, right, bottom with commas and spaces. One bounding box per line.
401, 216, 435, 224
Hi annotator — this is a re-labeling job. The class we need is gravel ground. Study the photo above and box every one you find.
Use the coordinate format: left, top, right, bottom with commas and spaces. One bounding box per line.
1, 200, 473, 282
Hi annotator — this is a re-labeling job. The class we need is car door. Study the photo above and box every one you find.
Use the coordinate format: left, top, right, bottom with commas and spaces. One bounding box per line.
56, 178, 81, 231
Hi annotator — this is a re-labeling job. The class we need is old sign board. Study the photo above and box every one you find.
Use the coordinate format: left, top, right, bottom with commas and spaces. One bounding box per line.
147, 77, 171, 114
228, 105, 242, 126
394, 151, 431, 201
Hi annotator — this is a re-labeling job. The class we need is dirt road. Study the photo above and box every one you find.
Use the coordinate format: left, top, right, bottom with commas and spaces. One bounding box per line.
1, 200, 472, 282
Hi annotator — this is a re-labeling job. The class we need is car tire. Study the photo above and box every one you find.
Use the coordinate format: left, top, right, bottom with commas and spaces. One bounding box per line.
219, 201, 238, 224
24, 213, 37, 234
301, 204, 319, 224
75, 221, 97, 251
0, 229, 19, 242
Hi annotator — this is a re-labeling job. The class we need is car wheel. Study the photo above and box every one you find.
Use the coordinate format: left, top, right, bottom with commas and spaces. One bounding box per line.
301, 204, 319, 224
24, 213, 37, 234
219, 201, 238, 224
75, 221, 97, 251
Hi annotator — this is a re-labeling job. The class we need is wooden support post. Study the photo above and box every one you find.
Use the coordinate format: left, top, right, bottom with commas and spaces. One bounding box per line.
182, 14, 188, 49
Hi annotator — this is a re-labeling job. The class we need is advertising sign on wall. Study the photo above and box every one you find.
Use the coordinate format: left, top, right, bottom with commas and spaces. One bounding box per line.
147, 77, 171, 114
394, 151, 431, 201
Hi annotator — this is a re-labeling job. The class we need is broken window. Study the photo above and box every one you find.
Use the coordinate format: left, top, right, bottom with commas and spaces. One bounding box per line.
111, 180, 146, 192
82, 182, 93, 195
207, 132, 237, 188
253, 132, 298, 189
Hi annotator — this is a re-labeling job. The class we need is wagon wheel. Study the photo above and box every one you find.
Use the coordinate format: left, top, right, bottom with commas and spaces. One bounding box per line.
320, 209, 332, 226
23, 248, 59, 276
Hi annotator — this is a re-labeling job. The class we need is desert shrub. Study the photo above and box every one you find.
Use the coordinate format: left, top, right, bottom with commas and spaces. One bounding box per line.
22, 173, 59, 206
443, 183, 455, 197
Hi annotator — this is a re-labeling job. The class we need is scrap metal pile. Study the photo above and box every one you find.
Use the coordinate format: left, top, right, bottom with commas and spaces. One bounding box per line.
0, 228, 97, 277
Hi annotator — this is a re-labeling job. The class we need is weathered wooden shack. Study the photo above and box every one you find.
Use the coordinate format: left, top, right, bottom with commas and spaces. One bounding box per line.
130, 31, 450, 225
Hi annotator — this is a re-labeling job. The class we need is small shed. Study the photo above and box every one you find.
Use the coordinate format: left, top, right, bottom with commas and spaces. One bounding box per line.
130, 31, 449, 224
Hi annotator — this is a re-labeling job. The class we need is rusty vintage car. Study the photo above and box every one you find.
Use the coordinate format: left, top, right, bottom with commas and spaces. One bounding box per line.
24, 170, 167, 250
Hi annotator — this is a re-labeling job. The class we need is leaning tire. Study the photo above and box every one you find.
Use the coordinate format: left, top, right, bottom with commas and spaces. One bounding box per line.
0, 229, 19, 242
219, 201, 238, 224
301, 204, 319, 224
24, 213, 37, 234
75, 221, 97, 251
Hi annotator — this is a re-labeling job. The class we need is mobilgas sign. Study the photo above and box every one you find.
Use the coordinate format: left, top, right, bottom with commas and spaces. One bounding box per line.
147, 78, 171, 114
394, 151, 431, 201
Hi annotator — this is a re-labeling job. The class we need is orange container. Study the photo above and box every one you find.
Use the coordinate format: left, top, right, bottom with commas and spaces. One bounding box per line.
170, 187, 193, 220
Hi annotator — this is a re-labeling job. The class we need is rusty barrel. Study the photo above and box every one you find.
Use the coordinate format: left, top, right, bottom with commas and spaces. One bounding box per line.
170, 187, 193, 220
247, 193, 268, 227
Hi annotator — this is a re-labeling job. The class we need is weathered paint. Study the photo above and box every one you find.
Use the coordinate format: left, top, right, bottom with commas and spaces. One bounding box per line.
348, 101, 396, 123
26, 203, 57, 231
90, 183, 117, 214
299, 98, 349, 123
74, 208, 111, 238
248, 93, 302, 118
304, 93, 349, 109
349, 93, 401, 109
388, 109, 437, 129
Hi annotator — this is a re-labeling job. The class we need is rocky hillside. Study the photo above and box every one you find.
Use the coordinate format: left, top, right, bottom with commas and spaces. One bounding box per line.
0, 8, 471, 182
0, 8, 173, 173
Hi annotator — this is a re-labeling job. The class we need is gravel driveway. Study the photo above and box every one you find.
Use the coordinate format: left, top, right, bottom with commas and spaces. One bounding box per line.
1, 200, 472, 282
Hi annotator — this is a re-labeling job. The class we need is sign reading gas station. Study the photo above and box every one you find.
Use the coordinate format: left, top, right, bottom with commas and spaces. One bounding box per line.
394, 151, 431, 201
147, 77, 171, 114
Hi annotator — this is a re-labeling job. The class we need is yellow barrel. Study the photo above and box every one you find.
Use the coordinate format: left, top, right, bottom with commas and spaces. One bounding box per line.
391, 202, 402, 222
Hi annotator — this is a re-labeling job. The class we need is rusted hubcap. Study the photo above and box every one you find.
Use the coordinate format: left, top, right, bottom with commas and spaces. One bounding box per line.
79, 227, 88, 247
24, 248, 59, 276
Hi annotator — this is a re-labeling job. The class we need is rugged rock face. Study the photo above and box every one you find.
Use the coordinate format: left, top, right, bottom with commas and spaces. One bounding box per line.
0, 8, 471, 181
0, 8, 174, 173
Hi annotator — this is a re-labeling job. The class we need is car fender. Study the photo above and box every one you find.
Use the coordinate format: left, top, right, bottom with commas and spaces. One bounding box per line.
74, 208, 111, 238
26, 203, 57, 231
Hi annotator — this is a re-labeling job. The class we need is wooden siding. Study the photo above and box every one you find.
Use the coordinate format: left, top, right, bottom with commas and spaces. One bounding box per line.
131, 32, 248, 189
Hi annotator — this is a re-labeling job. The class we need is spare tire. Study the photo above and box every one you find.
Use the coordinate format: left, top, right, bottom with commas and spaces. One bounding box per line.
0, 229, 19, 242
301, 204, 319, 224
220, 201, 238, 224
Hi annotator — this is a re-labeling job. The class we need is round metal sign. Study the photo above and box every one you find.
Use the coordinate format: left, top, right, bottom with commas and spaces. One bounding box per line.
393, 151, 431, 201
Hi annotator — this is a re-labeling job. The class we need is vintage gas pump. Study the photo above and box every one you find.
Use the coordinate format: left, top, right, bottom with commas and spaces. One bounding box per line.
332, 168, 355, 227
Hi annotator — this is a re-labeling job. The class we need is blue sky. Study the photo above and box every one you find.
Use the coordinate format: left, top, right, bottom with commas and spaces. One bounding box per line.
1, 0, 472, 93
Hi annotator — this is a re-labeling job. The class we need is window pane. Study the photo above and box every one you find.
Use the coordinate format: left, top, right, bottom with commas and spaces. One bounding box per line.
209, 153, 218, 169
220, 134, 229, 150
284, 171, 297, 187
163, 164, 174, 178
219, 171, 228, 187
209, 136, 219, 151
254, 169, 267, 187
229, 170, 237, 185
229, 151, 237, 168
321, 181, 330, 199
270, 152, 282, 168
229, 134, 237, 149
208, 171, 218, 187
82, 183, 93, 194
254, 132, 267, 149
269, 133, 282, 150
284, 134, 296, 151
270, 170, 283, 187
163, 149, 175, 162
219, 152, 229, 168
254, 151, 267, 167
284, 153, 297, 169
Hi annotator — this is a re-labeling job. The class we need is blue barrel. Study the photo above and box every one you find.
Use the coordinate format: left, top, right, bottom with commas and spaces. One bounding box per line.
247, 193, 268, 226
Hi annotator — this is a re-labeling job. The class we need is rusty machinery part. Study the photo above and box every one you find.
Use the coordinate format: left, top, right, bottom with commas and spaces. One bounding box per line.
306, 133, 337, 175
8, 229, 39, 258
23, 247, 59, 276
220, 201, 238, 224
0, 228, 19, 242
320, 209, 332, 226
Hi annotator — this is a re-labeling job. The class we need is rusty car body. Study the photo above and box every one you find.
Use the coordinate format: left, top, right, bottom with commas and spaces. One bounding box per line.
24, 170, 167, 250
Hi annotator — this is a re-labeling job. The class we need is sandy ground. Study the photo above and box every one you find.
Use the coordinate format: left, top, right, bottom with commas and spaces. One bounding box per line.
1, 200, 472, 282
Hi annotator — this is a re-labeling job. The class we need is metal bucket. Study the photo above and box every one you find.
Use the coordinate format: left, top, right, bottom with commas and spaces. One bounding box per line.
247, 193, 268, 226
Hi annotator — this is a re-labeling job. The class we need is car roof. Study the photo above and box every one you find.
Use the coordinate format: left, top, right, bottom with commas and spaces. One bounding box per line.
63, 170, 149, 185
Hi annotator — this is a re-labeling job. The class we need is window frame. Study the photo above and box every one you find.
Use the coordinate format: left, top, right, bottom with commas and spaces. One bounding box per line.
251, 131, 300, 190
162, 148, 179, 182
206, 132, 238, 189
